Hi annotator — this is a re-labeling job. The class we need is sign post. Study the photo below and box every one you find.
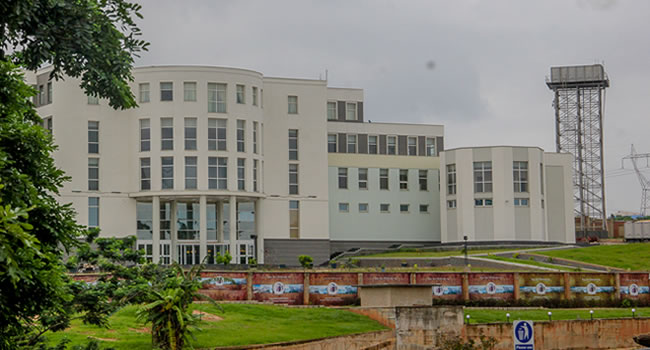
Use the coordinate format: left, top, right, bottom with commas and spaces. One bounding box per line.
513, 320, 534, 350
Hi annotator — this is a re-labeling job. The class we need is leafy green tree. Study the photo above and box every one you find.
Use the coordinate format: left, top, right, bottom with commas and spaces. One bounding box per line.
298, 255, 313, 269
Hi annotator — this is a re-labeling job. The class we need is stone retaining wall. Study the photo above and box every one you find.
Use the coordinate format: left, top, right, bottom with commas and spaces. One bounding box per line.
211, 330, 395, 350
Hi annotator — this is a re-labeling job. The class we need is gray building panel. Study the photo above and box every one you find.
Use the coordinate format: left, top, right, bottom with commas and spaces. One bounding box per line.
264, 239, 331, 266
514, 207, 532, 240
418, 136, 426, 156
398, 135, 407, 155
545, 166, 567, 242
330, 240, 439, 254
357, 101, 364, 122
358, 134, 368, 154
338, 133, 347, 153
379, 135, 387, 155
337, 101, 346, 121
436, 137, 444, 155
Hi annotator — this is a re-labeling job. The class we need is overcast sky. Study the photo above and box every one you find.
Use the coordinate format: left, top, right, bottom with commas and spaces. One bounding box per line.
134, 0, 650, 214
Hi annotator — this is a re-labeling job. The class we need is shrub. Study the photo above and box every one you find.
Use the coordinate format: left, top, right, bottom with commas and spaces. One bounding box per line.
298, 255, 313, 269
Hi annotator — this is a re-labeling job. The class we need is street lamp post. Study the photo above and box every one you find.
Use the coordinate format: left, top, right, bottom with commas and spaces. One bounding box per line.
463, 235, 468, 266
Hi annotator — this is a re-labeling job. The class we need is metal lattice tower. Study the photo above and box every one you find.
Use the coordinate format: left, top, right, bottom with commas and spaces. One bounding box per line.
622, 145, 650, 216
546, 64, 609, 235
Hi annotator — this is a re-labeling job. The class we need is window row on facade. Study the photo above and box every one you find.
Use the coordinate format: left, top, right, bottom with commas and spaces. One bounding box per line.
328, 133, 439, 157
33, 81, 52, 107
337, 168, 431, 191
446, 161, 535, 195
135, 81, 262, 110
446, 197, 533, 209
326, 101, 363, 122
338, 202, 430, 214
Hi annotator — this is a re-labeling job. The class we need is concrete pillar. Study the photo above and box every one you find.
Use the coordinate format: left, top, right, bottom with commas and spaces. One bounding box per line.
171, 200, 178, 262
513, 272, 520, 301
303, 272, 310, 305
462, 273, 470, 302
229, 196, 237, 264
217, 201, 224, 242
564, 273, 571, 300
152, 196, 160, 263
410, 273, 416, 285
615, 273, 621, 301
247, 271, 253, 300
254, 199, 264, 264
199, 195, 207, 262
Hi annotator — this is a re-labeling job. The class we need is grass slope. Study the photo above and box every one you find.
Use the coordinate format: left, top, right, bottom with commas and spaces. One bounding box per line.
465, 307, 650, 324
482, 255, 580, 271
360, 247, 536, 258
537, 243, 650, 271
46, 304, 386, 349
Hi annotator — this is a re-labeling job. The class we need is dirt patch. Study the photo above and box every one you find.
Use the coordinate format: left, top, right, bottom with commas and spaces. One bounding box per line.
192, 310, 223, 322
129, 327, 150, 334
88, 336, 118, 342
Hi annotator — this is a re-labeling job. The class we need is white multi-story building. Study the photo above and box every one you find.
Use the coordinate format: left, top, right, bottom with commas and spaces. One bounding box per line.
28, 65, 575, 266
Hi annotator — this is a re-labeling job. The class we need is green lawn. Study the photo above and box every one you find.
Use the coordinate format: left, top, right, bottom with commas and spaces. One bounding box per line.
465, 307, 650, 324
359, 247, 540, 258
536, 243, 650, 271
46, 304, 386, 349
482, 255, 580, 271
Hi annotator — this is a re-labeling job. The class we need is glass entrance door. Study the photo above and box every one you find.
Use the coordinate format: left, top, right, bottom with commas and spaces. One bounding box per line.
237, 240, 255, 264
177, 244, 200, 265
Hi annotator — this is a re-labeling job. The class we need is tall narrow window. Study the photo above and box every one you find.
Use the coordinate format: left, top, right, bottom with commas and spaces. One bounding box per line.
513, 161, 528, 193
338, 167, 348, 189
208, 83, 227, 113
238, 158, 246, 191
161, 157, 174, 189
185, 157, 197, 189
38, 85, 44, 105
419, 170, 428, 191
160, 82, 173, 101
184, 82, 197, 102
47, 82, 52, 104
88, 197, 99, 228
88, 121, 99, 154
327, 101, 337, 120
346, 102, 357, 120
474, 161, 493, 193
140, 158, 151, 190
288, 129, 298, 160
184, 118, 197, 150
447, 164, 456, 195
368, 135, 378, 154
387, 136, 397, 155
139, 83, 150, 103
252, 87, 258, 106
237, 120, 245, 152
208, 157, 227, 189
347, 134, 357, 153
426, 138, 436, 156
289, 200, 300, 239
289, 164, 299, 194
408, 137, 417, 156
253, 159, 259, 192
399, 169, 409, 190
253, 122, 258, 154
358, 168, 368, 189
140, 119, 150, 152
380, 168, 389, 190
161, 118, 173, 150
208, 118, 227, 151
236, 84, 245, 104
327, 134, 337, 153
43, 117, 53, 133
540, 163, 544, 195
288, 95, 298, 114
88, 158, 99, 191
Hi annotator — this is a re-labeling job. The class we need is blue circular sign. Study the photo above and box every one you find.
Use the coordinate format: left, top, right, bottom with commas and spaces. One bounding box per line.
515, 321, 533, 343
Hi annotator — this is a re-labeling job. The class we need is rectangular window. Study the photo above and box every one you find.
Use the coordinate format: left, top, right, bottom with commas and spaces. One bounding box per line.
87, 95, 99, 105
289, 200, 300, 239
139, 83, 150, 103
400, 204, 410, 213
185, 156, 197, 189
238, 158, 246, 191
347, 134, 357, 153
289, 164, 299, 194
88, 158, 99, 191
447, 164, 456, 195
514, 198, 530, 207
380, 203, 390, 213
38, 85, 44, 105
47, 82, 52, 104
160, 82, 173, 101
88, 197, 99, 228
161, 117, 173, 150
43, 116, 53, 133
176, 202, 199, 240
184, 118, 197, 150
161, 156, 174, 189
88, 121, 99, 154
208, 118, 227, 151
387, 136, 397, 155
346, 102, 357, 121
184, 82, 196, 102
327, 101, 337, 120
252, 87, 258, 106
358, 168, 368, 190
447, 200, 457, 209
368, 135, 378, 154
419, 170, 428, 191
338, 167, 348, 189
380, 168, 389, 190
358, 203, 369, 213
140, 119, 150, 152
408, 137, 417, 155
426, 137, 436, 156
288, 95, 298, 114
399, 169, 408, 190
140, 158, 151, 190
339, 203, 349, 213
208, 157, 227, 189
419, 204, 429, 213
474, 162, 493, 193
288, 129, 298, 160
237, 120, 245, 152
236, 84, 245, 104
253, 122, 258, 154
327, 134, 337, 153
253, 159, 259, 192
513, 161, 528, 193
475, 198, 493, 207
208, 83, 227, 113
540, 163, 544, 195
